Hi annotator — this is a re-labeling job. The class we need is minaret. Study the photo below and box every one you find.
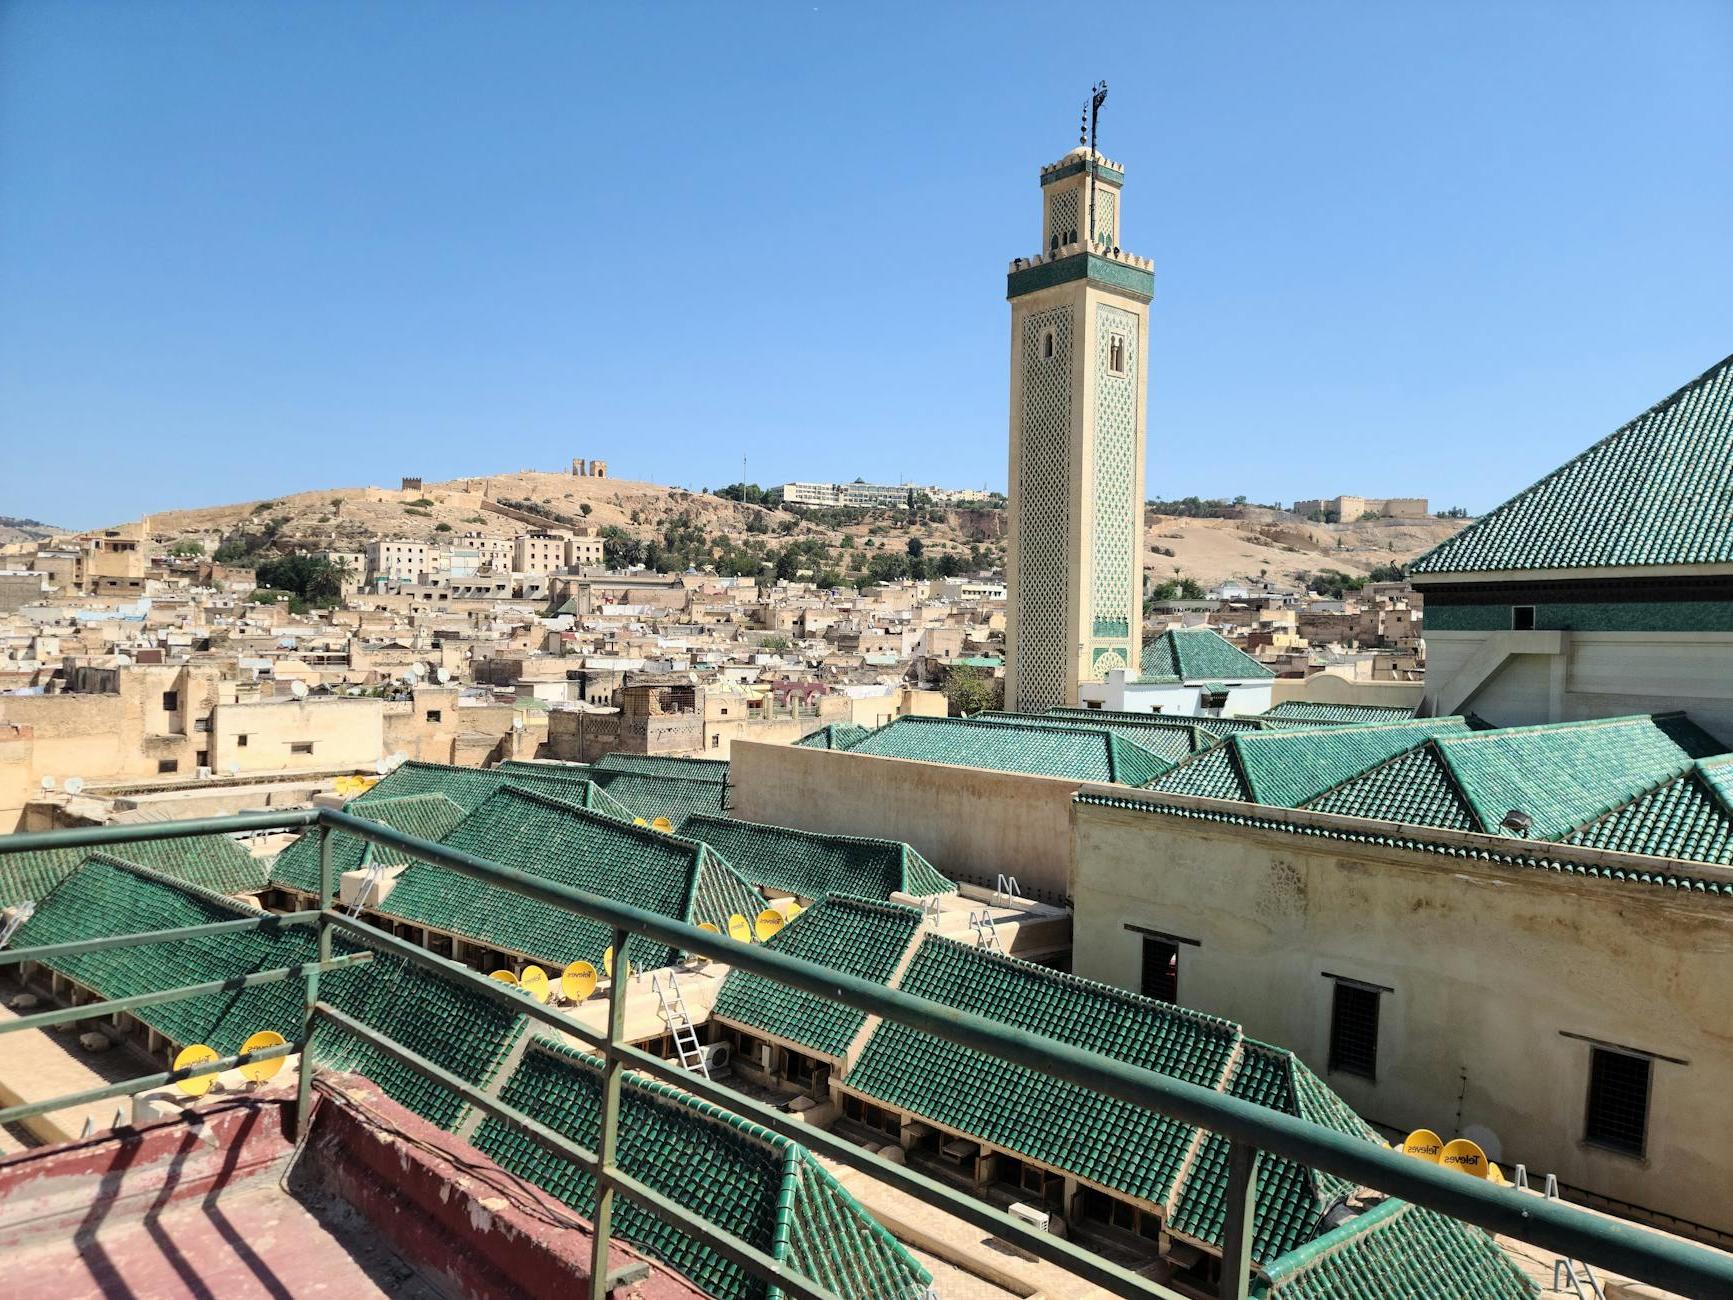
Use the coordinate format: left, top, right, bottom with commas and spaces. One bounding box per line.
1003, 119, 1153, 713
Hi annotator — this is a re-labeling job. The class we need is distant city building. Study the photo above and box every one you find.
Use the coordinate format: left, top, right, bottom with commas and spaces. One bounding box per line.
1292, 495, 1429, 521
1004, 145, 1151, 711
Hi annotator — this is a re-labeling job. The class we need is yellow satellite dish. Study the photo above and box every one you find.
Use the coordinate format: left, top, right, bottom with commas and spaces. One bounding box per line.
786, 901, 805, 918
633, 817, 649, 827
604, 946, 633, 979
651, 816, 674, 833
489, 969, 519, 986
1401, 1128, 1444, 1163
173, 1043, 221, 1096
753, 908, 786, 941
1487, 1162, 1509, 1186
1440, 1137, 1489, 1178
697, 921, 721, 933
562, 959, 598, 1002
726, 914, 752, 944
519, 965, 550, 1002
238, 1030, 287, 1084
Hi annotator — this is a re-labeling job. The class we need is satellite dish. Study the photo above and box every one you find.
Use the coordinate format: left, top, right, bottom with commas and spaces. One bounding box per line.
1400, 1129, 1443, 1163
228, 763, 241, 776
488, 969, 519, 986
786, 901, 806, 918
173, 1043, 222, 1096
753, 909, 785, 942
561, 960, 598, 1002
375, 759, 391, 776
436, 666, 451, 683
726, 914, 752, 944
1440, 1137, 1489, 1178
519, 965, 550, 1003
696, 921, 721, 934
650, 816, 673, 834
64, 777, 85, 796
632, 817, 649, 828
39, 777, 55, 792
290, 680, 309, 699
238, 1030, 287, 1084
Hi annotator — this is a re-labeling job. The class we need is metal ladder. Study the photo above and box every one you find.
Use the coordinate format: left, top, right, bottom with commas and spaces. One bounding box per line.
0, 900, 36, 950
347, 862, 386, 917
993, 873, 1022, 905
1515, 1167, 1604, 1300
652, 971, 710, 1078
969, 909, 1003, 953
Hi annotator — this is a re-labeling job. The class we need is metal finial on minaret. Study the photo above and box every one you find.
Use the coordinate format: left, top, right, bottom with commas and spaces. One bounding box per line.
1087, 80, 1109, 248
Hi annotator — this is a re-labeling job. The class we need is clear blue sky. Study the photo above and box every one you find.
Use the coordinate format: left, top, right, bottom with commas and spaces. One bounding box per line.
3, 2, 1730, 528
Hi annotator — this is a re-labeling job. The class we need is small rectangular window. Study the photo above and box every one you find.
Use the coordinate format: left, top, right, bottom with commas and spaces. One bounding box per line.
1141, 936, 1179, 1004
157, 759, 179, 774
1585, 1047, 1650, 1156
1512, 605, 1536, 631
196, 750, 208, 767
710, 734, 721, 749
1329, 980, 1381, 1079
237, 734, 249, 748
1109, 333, 1127, 375
161, 691, 179, 712
290, 741, 314, 755
425, 710, 442, 723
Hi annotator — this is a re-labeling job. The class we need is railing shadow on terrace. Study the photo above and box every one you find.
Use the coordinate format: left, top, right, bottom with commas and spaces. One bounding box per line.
2, 808, 1731, 1300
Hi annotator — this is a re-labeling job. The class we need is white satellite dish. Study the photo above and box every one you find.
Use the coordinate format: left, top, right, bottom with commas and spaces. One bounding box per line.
64, 777, 85, 796
39, 776, 55, 792
435, 666, 451, 683
228, 763, 241, 776
375, 758, 390, 775
115, 655, 132, 667
290, 680, 310, 699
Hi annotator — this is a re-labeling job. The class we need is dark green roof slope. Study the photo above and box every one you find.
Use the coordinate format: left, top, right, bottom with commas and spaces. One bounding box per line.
1258, 1196, 1536, 1299
1411, 351, 1733, 575
270, 793, 468, 900
1304, 747, 1478, 830
591, 752, 731, 784
473, 1038, 929, 1300
845, 715, 1169, 785
588, 770, 732, 823
974, 710, 1191, 766
376, 786, 763, 971
681, 814, 954, 901
1046, 707, 1220, 753
0, 829, 266, 909
792, 724, 870, 751
1260, 702, 1418, 726
1142, 627, 1275, 681
711, 896, 926, 1060
1562, 754, 1733, 865
1150, 719, 1470, 808
356, 759, 603, 814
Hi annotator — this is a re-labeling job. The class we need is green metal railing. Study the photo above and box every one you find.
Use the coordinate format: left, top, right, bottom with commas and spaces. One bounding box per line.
2, 808, 1731, 1300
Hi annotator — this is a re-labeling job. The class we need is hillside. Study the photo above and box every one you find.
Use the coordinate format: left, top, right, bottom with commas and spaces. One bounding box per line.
127, 471, 1464, 587
0, 516, 69, 546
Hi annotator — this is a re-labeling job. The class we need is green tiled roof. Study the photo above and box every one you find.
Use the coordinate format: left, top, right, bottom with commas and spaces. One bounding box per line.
473, 1037, 929, 1300
590, 752, 731, 783
0, 829, 267, 909
356, 759, 603, 814
1149, 719, 1470, 808
974, 710, 1190, 767
844, 715, 1170, 785
1258, 1196, 1536, 1299
711, 896, 926, 1060
270, 793, 468, 900
792, 723, 870, 751
375, 786, 763, 971
1142, 627, 1275, 681
681, 815, 954, 902
587, 770, 733, 824
1562, 754, 1733, 865
1410, 351, 1733, 575
1304, 746, 1478, 830
1261, 702, 1418, 726
1045, 707, 1220, 753
1076, 790, 1733, 895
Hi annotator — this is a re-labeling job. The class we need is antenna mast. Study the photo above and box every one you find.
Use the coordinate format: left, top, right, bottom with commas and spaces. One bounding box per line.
1083, 80, 1109, 248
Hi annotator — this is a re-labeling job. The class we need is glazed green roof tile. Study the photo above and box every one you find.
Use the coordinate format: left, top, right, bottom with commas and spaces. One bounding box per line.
681, 815, 954, 902
590, 752, 732, 784
1410, 351, 1733, 575
1074, 791, 1733, 895
1261, 702, 1418, 725
1258, 1197, 1536, 1299
844, 715, 1169, 784
1433, 716, 1691, 840
0, 829, 266, 909
587, 769, 733, 823
270, 793, 468, 900
1141, 627, 1276, 681
1304, 746, 1478, 831
1563, 755, 1733, 865
792, 723, 871, 751
375, 786, 763, 971
355, 759, 596, 811
848, 935, 1242, 1206
1046, 707, 1220, 753
711, 896, 926, 1060
974, 710, 1191, 766
473, 1036, 929, 1300
1149, 719, 1470, 808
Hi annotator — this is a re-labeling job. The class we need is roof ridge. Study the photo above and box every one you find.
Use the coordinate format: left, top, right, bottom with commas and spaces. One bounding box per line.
1163, 1037, 1247, 1219
1411, 350, 1733, 575
77, 852, 265, 916
478, 783, 704, 856
685, 812, 915, 856
1258, 1195, 1412, 1286
1296, 739, 1443, 811
1561, 765, 1700, 843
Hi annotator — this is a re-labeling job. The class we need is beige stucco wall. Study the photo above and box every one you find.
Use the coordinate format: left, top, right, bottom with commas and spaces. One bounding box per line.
1069, 790, 1733, 1234
730, 741, 1079, 900
1269, 673, 1425, 710
208, 697, 384, 775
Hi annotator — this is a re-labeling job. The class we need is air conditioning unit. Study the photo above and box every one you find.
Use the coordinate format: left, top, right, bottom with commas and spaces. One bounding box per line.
196, 766, 213, 780
698, 1042, 732, 1073
1008, 1201, 1051, 1233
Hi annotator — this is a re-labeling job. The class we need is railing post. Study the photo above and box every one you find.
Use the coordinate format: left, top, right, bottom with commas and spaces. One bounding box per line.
588, 926, 631, 1300
1219, 1138, 1257, 1300
295, 823, 333, 1140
